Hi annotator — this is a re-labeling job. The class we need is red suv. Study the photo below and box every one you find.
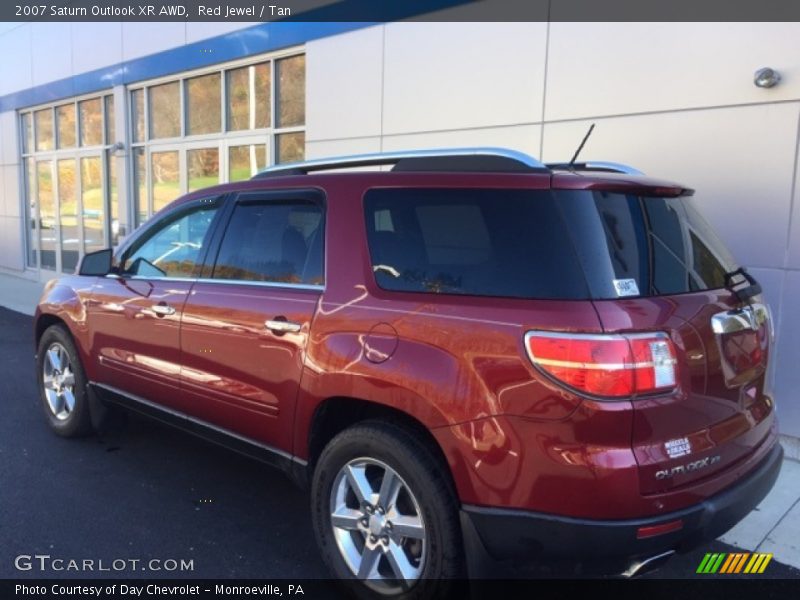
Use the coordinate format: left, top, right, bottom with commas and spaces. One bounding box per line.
35, 148, 782, 595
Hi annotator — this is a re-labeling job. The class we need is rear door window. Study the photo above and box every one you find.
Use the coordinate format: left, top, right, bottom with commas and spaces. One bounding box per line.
212, 195, 324, 286
363, 188, 589, 300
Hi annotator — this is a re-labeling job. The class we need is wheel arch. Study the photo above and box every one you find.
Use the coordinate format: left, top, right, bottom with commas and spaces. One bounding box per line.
35, 313, 68, 348
305, 396, 458, 499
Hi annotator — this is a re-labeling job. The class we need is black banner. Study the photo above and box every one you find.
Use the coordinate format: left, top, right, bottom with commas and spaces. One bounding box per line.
3, 579, 800, 600
4, 0, 800, 22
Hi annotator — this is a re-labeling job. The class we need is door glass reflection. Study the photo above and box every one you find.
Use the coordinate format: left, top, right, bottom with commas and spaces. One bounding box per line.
58, 159, 79, 273
151, 151, 180, 213
81, 157, 105, 255
188, 148, 219, 192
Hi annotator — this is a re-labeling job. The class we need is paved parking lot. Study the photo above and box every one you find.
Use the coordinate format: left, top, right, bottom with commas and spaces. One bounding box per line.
1, 306, 797, 581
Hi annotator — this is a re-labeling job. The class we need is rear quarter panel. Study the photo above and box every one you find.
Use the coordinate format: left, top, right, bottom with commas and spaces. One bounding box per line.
291, 174, 605, 460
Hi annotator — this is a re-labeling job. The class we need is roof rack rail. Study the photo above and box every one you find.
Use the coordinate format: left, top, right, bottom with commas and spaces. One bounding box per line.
252, 147, 548, 178
545, 161, 644, 175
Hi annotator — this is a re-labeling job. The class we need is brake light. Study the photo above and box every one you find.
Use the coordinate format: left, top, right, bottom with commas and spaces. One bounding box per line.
525, 331, 678, 398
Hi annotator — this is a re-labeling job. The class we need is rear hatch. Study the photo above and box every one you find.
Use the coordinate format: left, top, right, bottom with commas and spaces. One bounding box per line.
555, 183, 774, 493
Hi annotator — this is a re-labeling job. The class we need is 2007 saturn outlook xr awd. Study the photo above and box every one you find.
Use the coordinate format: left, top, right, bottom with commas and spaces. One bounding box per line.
34, 148, 782, 597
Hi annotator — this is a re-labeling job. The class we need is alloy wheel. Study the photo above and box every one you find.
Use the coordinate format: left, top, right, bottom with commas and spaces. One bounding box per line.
329, 457, 427, 594
42, 342, 76, 421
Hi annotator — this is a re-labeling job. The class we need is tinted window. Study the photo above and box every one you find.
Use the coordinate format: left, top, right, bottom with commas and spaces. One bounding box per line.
122, 201, 219, 278
363, 189, 589, 300
561, 192, 737, 298
213, 198, 323, 285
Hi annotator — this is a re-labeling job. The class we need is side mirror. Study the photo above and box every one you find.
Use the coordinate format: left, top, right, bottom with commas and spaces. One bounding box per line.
78, 248, 113, 276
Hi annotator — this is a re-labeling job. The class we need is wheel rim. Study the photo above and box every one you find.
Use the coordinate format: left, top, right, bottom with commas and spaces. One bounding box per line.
329, 457, 426, 594
42, 342, 76, 421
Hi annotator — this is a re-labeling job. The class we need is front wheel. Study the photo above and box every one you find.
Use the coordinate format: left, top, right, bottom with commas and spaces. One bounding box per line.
311, 420, 463, 599
37, 324, 94, 437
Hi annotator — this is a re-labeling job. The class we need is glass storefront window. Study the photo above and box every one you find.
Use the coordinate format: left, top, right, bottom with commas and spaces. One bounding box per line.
34, 109, 54, 152
105, 96, 116, 144
37, 161, 56, 270
22, 113, 33, 154
56, 104, 76, 149
58, 159, 79, 272
107, 150, 119, 247
131, 89, 145, 143
134, 147, 147, 227
22, 91, 115, 272
276, 55, 305, 128
228, 144, 266, 181
226, 63, 270, 131
79, 98, 103, 146
81, 157, 105, 255
151, 151, 179, 213
186, 73, 221, 135
149, 82, 181, 139
24, 158, 37, 267
276, 132, 305, 164
129, 52, 305, 225
188, 148, 219, 192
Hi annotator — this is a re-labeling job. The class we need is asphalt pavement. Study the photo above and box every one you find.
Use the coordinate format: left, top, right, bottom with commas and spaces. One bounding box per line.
1, 306, 797, 582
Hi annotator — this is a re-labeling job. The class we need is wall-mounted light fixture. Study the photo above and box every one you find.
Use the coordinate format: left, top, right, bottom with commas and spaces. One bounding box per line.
754, 67, 781, 88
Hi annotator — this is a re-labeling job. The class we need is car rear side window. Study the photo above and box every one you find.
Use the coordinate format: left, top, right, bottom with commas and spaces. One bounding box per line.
560, 191, 737, 298
212, 196, 323, 285
363, 188, 589, 300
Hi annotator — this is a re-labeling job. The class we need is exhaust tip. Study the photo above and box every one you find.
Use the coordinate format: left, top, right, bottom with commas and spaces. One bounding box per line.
621, 550, 676, 578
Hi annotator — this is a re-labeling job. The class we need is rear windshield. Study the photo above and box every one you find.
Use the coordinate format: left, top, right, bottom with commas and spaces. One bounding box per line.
363, 188, 590, 300
560, 191, 738, 299
363, 188, 737, 301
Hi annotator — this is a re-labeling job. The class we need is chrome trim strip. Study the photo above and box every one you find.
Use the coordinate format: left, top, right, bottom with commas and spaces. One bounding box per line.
195, 277, 324, 292
256, 147, 546, 175
530, 357, 669, 371
711, 302, 769, 335
545, 161, 644, 175
583, 161, 644, 175
93, 382, 308, 466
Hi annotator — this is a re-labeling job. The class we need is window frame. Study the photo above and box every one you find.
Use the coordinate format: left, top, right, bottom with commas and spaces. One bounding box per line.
197, 188, 326, 291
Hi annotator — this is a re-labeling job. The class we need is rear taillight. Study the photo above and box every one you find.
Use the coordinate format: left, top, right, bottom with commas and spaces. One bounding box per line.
524, 331, 678, 398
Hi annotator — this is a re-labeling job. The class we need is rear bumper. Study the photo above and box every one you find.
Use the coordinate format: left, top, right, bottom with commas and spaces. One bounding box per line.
461, 442, 783, 575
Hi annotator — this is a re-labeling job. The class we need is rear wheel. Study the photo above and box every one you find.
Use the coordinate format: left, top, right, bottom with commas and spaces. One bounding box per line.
37, 325, 93, 437
311, 420, 463, 598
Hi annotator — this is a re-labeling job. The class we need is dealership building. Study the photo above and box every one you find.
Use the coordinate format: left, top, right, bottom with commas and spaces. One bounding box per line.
0, 21, 798, 445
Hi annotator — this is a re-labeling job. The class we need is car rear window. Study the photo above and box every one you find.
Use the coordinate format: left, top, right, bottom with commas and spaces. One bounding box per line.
559, 191, 738, 299
363, 188, 590, 300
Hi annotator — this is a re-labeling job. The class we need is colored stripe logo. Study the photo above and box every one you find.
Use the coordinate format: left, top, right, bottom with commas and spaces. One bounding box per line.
696, 552, 773, 574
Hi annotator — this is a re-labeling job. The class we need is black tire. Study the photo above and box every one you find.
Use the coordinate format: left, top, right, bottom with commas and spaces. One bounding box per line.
36, 324, 94, 437
311, 420, 464, 599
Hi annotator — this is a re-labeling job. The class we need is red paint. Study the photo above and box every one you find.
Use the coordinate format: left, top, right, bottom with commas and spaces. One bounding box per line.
35, 168, 778, 527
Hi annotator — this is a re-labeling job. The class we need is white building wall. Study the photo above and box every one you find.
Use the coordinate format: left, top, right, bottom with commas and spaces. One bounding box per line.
305, 22, 800, 437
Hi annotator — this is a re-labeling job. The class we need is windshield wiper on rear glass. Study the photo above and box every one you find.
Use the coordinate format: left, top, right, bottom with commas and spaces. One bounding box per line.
724, 267, 762, 303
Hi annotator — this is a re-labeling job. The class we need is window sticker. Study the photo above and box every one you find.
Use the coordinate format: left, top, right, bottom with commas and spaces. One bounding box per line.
613, 278, 640, 297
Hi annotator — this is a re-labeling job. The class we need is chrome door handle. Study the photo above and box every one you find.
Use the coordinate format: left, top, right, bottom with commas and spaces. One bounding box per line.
265, 319, 301, 334
152, 304, 176, 317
